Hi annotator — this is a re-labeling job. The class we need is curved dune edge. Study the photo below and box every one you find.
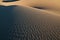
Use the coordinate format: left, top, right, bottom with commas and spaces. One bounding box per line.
0, 0, 60, 10
13, 5, 60, 17
0, 0, 60, 16
1, 0, 60, 9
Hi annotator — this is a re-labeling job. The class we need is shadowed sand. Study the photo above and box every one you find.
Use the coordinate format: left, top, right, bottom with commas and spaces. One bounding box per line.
0, 5, 60, 40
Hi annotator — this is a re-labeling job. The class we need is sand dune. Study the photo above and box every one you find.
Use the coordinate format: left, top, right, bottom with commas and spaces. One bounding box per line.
0, 0, 60, 40
0, 5, 60, 40
0, 0, 60, 14
0, 0, 60, 10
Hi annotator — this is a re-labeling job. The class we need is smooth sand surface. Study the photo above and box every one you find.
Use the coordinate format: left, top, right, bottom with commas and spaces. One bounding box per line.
0, 0, 60, 14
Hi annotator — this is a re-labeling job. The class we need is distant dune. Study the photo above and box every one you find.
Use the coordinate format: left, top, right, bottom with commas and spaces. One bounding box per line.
0, 0, 60, 14
1, 0, 60, 9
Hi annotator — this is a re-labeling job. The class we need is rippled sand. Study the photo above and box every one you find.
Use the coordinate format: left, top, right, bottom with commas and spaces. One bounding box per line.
0, 5, 60, 40
0, 0, 60, 40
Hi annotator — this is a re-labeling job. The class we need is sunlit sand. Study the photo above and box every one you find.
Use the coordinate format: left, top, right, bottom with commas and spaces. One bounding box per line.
0, 0, 60, 15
